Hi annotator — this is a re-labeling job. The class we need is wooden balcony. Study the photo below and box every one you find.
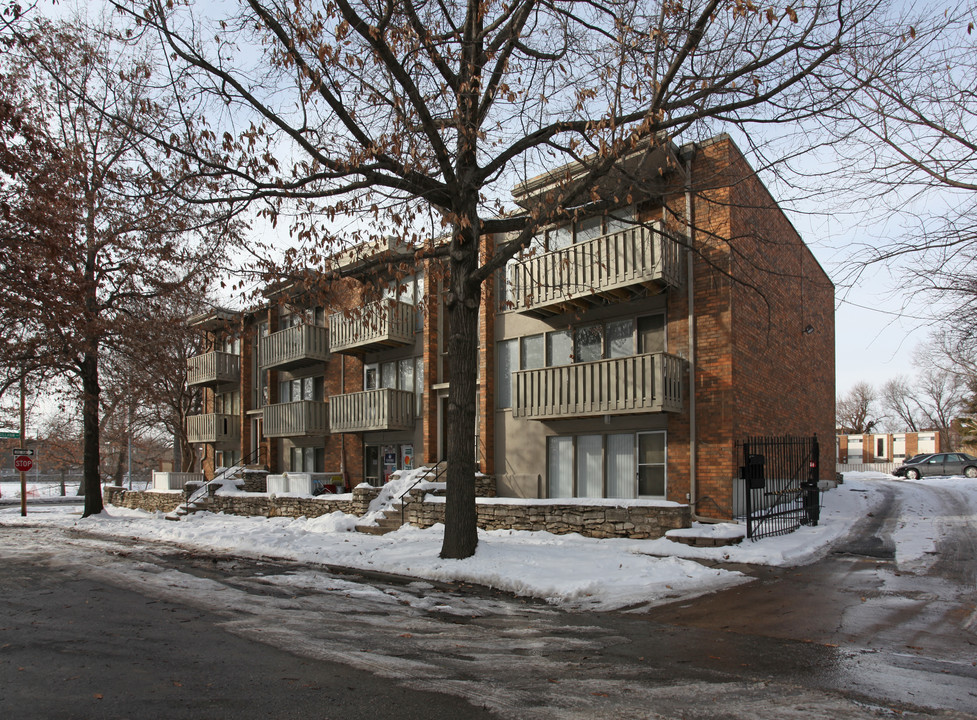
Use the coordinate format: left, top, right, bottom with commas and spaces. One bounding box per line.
510, 223, 682, 317
186, 351, 240, 387
513, 352, 686, 420
329, 300, 415, 355
187, 413, 240, 444
262, 400, 329, 438
259, 324, 330, 371
328, 388, 415, 433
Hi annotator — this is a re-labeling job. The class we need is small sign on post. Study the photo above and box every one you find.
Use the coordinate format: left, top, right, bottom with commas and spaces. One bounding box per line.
13, 448, 34, 456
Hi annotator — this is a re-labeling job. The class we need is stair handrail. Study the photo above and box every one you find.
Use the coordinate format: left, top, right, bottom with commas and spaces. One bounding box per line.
400, 463, 446, 525
183, 446, 262, 515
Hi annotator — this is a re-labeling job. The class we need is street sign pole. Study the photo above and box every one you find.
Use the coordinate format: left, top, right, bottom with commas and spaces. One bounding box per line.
20, 374, 27, 517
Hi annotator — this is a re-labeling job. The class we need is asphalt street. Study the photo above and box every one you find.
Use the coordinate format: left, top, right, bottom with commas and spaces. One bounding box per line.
1, 479, 974, 719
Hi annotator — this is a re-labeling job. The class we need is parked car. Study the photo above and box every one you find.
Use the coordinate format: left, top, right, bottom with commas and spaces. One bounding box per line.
892, 454, 933, 475
894, 452, 977, 480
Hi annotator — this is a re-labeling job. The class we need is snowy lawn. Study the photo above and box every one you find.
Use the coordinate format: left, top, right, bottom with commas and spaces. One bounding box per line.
0, 473, 909, 611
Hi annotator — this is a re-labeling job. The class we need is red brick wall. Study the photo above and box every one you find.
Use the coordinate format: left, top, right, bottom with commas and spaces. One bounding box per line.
671, 137, 835, 517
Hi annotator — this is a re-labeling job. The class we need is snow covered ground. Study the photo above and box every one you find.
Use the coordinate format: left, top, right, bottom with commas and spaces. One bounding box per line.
2, 472, 969, 612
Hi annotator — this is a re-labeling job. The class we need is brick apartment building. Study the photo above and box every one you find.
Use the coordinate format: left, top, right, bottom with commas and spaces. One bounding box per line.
185, 134, 835, 519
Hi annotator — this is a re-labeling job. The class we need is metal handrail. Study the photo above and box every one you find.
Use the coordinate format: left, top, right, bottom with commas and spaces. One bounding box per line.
400, 463, 446, 525
183, 447, 262, 515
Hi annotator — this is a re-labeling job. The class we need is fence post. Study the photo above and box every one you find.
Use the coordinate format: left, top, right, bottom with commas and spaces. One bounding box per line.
802, 435, 820, 526
743, 441, 753, 539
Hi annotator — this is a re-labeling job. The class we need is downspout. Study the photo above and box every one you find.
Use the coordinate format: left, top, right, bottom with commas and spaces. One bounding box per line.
684, 148, 724, 524
340, 354, 348, 490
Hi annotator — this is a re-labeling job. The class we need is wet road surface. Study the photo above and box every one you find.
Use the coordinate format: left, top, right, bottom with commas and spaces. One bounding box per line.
1, 478, 975, 719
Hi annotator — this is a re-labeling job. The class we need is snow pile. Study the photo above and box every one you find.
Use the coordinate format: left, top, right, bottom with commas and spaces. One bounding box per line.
0, 475, 906, 611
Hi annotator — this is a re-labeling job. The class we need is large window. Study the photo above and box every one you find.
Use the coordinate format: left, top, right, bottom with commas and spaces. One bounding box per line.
290, 446, 325, 473
545, 432, 660, 499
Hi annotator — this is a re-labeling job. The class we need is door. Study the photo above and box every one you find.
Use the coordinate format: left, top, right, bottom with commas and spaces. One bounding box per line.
637, 431, 666, 497
364, 446, 381, 486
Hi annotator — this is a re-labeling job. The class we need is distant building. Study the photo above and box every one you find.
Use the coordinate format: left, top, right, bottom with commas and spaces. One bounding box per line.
836, 431, 940, 464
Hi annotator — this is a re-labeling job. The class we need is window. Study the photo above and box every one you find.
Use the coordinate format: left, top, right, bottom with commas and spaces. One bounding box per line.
606, 434, 635, 499
575, 215, 603, 244
574, 326, 602, 363
547, 436, 573, 497
546, 432, 647, 499
381, 361, 397, 389
606, 319, 634, 358
576, 435, 603, 497
497, 339, 517, 409
290, 446, 325, 473
604, 205, 635, 235
364, 363, 378, 390
547, 330, 572, 366
548, 224, 572, 250
521, 334, 544, 369
220, 336, 241, 355
399, 358, 414, 394
215, 391, 240, 415
279, 376, 323, 403
637, 431, 667, 497
637, 313, 666, 354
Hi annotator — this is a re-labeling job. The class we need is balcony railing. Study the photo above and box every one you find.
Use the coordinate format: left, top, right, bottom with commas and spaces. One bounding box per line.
328, 388, 415, 433
329, 300, 415, 354
186, 351, 240, 387
513, 352, 686, 419
259, 324, 330, 371
510, 223, 682, 317
187, 413, 240, 444
262, 400, 329, 438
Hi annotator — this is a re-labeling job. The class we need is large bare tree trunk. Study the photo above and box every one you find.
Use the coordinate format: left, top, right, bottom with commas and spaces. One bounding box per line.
440, 219, 482, 559
80, 352, 103, 517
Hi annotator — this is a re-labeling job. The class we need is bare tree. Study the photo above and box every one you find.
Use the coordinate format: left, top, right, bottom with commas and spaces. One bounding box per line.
880, 376, 922, 432
111, 0, 882, 558
0, 16, 237, 515
811, 3, 977, 332
837, 381, 880, 434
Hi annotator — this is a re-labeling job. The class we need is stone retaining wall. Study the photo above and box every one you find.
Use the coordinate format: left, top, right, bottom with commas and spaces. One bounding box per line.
105, 484, 689, 538
206, 485, 381, 519
104, 486, 184, 513
405, 497, 690, 539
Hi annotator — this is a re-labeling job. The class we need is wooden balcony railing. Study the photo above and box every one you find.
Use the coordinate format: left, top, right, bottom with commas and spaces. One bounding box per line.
511, 223, 682, 317
262, 400, 329, 438
329, 300, 415, 354
513, 352, 686, 419
259, 324, 330, 371
186, 351, 240, 387
186, 413, 240, 444
328, 388, 415, 433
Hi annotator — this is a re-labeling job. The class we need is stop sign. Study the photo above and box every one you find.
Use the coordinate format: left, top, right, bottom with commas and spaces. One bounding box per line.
14, 456, 32, 472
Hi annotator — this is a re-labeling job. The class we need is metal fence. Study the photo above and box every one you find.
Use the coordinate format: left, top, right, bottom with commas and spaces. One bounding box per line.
836, 462, 895, 474
735, 435, 821, 540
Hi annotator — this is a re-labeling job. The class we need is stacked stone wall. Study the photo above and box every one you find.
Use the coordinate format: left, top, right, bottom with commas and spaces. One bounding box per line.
104, 486, 184, 513
406, 497, 689, 539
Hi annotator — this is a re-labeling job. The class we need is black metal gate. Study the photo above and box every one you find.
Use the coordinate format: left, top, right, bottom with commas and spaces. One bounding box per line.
736, 434, 820, 540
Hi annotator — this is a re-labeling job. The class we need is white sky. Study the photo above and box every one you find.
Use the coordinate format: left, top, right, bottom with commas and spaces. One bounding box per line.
23, 0, 960, 406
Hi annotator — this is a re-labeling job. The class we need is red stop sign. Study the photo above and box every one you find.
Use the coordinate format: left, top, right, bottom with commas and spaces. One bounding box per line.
14, 456, 33, 472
